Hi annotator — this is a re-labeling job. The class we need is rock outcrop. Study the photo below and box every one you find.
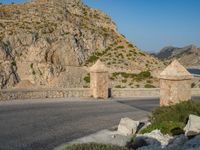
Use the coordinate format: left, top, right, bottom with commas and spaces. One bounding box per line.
0, 0, 164, 89
184, 114, 200, 137
117, 117, 140, 136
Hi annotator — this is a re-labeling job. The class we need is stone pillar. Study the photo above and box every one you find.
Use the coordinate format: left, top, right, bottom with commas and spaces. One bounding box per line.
159, 60, 193, 106
90, 60, 109, 99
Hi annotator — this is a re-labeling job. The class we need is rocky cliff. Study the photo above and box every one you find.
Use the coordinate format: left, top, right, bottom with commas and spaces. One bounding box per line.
0, 0, 164, 89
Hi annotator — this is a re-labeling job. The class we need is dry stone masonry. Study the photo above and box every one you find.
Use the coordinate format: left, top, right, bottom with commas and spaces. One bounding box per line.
159, 60, 193, 106
90, 60, 109, 99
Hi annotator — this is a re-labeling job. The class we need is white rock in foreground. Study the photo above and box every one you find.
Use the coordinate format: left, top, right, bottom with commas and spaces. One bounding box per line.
184, 114, 200, 136
135, 130, 173, 149
117, 117, 140, 136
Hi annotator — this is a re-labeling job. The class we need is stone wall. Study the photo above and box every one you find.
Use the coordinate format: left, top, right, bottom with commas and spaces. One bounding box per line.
192, 88, 200, 96
0, 88, 199, 101
0, 88, 92, 101
112, 88, 200, 98
112, 88, 160, 97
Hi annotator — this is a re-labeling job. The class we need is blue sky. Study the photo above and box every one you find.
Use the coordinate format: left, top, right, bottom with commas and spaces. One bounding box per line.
1, 0, 200, 52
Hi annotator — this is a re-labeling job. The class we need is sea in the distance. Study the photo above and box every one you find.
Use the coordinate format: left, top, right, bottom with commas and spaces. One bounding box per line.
187, 69, 200, 75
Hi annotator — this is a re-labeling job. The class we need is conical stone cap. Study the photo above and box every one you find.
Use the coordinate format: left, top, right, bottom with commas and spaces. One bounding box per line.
90, 60, 108, 73
160, 60, 193, 80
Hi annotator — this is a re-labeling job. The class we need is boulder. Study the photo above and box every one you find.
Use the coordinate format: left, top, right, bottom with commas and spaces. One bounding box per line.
117, 117, 139, 136
184, 114, 200, 136
134, 130, 173, 149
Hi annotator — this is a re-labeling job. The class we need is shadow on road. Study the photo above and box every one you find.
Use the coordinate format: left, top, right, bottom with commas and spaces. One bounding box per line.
116, 98, 160, 112
116, 96, 200, 112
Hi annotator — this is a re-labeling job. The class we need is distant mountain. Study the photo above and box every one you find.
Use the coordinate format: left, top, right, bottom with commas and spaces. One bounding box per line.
154, 45, 200, 68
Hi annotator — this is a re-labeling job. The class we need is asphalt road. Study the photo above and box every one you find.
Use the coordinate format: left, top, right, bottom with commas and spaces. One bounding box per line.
0, 97, 162, 150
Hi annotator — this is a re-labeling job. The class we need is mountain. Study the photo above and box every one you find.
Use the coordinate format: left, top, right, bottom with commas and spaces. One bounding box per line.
0, 0, 164, 89
155, 45, 200, 68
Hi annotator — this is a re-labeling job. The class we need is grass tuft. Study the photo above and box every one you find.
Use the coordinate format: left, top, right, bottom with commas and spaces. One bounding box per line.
62, 143, 128, 150
141, 101, 200, 135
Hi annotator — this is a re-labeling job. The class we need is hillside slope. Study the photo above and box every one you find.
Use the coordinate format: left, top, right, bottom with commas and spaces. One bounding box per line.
0, 0, 164, 89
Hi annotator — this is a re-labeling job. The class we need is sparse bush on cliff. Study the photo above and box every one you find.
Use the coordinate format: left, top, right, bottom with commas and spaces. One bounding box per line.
116, 46, 124, 49
144, 84, 155, 88
138, 70, 151, 78
112, 71, 151, 80
83, 74, 90, 83
85, 55, 99, 64
139, 52, 145, 56
128, 43, 134, 48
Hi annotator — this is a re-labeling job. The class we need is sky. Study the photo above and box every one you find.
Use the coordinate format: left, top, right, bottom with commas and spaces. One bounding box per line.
1, 0, 200, 52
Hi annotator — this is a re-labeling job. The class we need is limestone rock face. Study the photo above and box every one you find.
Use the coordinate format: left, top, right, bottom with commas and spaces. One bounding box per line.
117, 117, 139, 136
0, 0, 164, 89
184, 114, 200, 137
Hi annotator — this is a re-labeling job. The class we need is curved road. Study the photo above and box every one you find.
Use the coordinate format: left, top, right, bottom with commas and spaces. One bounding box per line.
0, 97, 175, 150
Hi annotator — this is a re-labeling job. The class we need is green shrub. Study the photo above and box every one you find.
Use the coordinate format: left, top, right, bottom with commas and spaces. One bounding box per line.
146, 80, 152, 84
30, 63, 33, 69
116, 46, 124, 49
191, 83, 196, 88
86, 55, 99, 64
62, 143, 128, 150
139, 52, 145, 56
112, 71, 151, 81
84, 74, 90, 83
11, 61, 16, 66
115, 85, 122, 88
32, 70, 36, 75
128, 44, 134, 48
112, 72, 120, 78
144, 84, 155, 88
138, 71, 151, 78
141, 101, 200, 135
95, 52, 103, 57
120, 72, 130, 78
141, 121, 184, 135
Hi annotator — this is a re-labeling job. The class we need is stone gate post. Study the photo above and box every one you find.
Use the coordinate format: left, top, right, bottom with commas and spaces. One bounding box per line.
159, 60, 193, 106
90, 60, 109, 99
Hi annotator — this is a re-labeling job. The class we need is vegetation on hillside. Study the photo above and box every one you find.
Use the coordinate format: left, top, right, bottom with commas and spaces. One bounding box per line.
84, 39, 162, 71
